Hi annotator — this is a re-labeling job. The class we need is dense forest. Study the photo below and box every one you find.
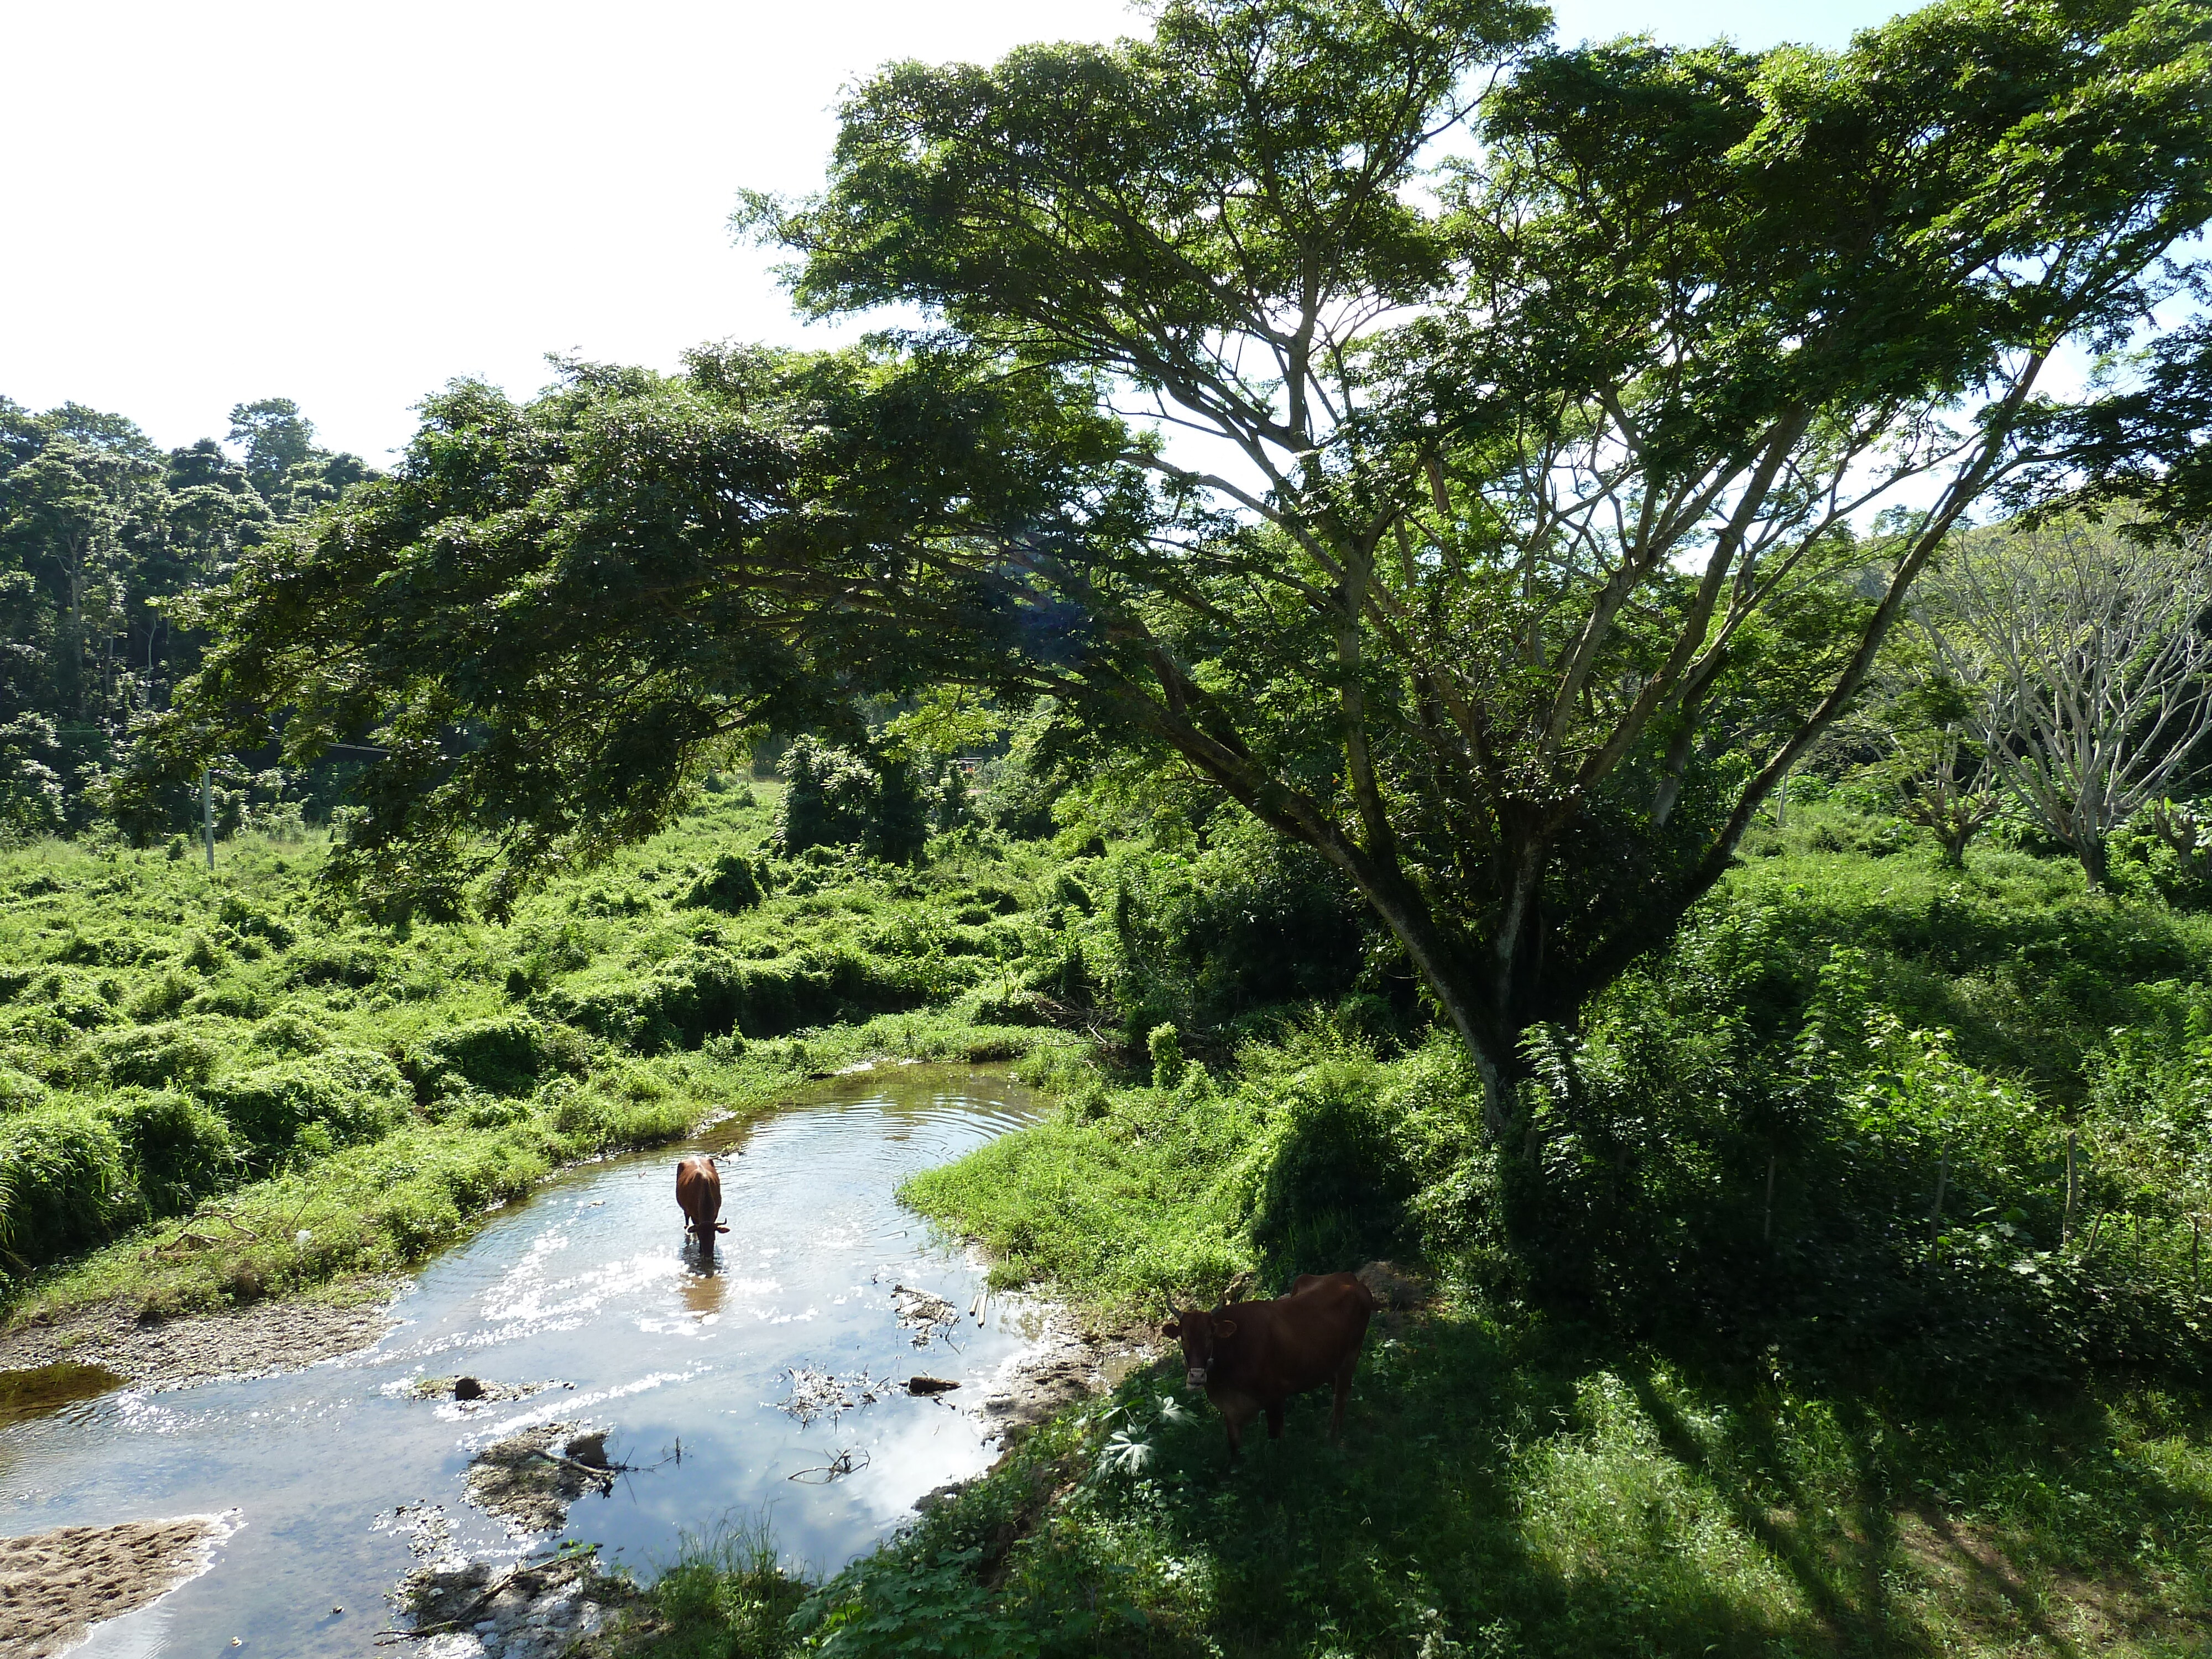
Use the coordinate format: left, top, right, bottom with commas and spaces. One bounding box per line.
9, 0, 2212, 1653
0, 394, 374, 839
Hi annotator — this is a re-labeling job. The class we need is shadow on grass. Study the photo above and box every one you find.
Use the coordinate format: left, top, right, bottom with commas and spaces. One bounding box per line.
995, 1308, 2212, 1659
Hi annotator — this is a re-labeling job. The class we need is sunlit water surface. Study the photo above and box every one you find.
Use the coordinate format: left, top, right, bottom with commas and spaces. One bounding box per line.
0, 1067, 1045, 1657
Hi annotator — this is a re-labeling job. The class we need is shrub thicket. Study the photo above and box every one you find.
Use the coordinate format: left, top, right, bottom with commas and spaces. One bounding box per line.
773, 737, 931, 864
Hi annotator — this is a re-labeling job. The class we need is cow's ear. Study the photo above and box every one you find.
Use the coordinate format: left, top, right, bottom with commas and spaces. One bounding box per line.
1160, 1318, 1180, 1337
1212, 1317, 1238, 1338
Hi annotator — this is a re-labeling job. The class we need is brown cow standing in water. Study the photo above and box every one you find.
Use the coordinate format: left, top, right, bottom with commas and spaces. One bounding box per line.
675, 1155, 729, 1253
1162, 1271, 1376, 1459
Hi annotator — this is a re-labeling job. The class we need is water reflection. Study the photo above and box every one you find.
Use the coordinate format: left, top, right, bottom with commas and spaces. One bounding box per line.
0, 1362, 128, 1430
680, 1260, 729, 1322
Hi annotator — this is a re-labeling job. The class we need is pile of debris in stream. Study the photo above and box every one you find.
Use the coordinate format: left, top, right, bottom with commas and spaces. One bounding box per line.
463, 1423, 620, 1535
390, 1543, 636, 1659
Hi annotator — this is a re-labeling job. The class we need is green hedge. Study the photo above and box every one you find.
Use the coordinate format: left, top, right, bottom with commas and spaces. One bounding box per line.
404, 1014, 585, 1099
0, 1106, 135, 1265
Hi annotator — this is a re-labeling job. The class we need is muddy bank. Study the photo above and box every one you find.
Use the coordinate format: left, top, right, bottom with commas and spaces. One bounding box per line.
0, 1512, 237, 1658
975, 1317, 1164, 1438
0, 1285, 396, 1389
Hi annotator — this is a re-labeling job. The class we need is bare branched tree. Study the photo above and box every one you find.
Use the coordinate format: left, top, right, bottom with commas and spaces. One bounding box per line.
1897, 727, 2004, 869
1922, 520, 2212, 887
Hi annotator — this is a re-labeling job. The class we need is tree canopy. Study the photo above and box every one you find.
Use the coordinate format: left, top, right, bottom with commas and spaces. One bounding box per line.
0, 394, 375, 837
154, 0, 2212, 1125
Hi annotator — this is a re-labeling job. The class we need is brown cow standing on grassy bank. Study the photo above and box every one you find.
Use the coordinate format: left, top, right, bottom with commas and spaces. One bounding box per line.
1162, 1270, 1376, 1459
676, 1155, 729, 1254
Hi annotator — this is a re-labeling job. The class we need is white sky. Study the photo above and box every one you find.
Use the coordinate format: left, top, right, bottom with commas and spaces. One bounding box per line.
4, 1, 1908, 463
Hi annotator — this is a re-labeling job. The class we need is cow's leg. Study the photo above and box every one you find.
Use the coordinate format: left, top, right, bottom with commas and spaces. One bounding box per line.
1329, 1354, 1358, 1441
1266, 1400, 1285, 1439
1221, 1399, 1256, 1462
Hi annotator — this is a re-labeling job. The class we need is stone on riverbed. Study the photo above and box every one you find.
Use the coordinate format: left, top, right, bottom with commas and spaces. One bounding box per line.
406, 1375, 565, 1405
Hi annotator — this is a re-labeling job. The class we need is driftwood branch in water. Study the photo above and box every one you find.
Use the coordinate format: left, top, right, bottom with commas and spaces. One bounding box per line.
527, 1447, 624, 1480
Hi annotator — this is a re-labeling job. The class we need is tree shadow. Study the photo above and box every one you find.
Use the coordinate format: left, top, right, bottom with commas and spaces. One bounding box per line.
1618, 1355, 2211, 1659
1022, 1303, 2212, 1657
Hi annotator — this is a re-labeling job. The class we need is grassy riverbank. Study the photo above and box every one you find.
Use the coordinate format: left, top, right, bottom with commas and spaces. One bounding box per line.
11, 779, 2212, 1654
0, 782, 1077, 1328
612, 796, 2212, 1658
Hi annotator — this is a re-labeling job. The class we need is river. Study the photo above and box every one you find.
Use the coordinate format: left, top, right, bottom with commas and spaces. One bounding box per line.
0, 1066, 1047, 1657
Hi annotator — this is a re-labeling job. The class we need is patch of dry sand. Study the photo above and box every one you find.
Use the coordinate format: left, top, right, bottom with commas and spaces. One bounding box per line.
0, 1512, 236, 1659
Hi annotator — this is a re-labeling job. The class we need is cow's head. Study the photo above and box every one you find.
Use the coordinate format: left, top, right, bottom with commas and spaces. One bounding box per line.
1161, 1307, 1237, 1389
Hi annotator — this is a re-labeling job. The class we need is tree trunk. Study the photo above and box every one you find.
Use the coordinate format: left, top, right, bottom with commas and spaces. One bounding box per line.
2077, 833, 2109, 890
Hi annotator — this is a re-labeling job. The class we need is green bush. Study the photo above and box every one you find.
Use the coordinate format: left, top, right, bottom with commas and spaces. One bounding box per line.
681, 851, 764, 913
640, 1521, 811, 1659
404, 1014, 582, 1099
127, 967, 197, 1021
971, 979, 1051, 1027
0, 1066, 51, 1112
286, 939, 384, 988
216, 894, 295, 948
1502, 928, 2212, 1392
204, 1048, 412, 1160
90, 1022, 222, 1089
773, 737, 928, 865
1242, 1056, 1418, 1272
23, 968, 121, 1031
249, 1011, 330, 1054
540, 945, 938, 1050
0, 1106, 136, 1266
100, 1088, 239, 1214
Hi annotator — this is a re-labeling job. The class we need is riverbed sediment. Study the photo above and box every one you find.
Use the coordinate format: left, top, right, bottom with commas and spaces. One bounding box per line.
0, 1282, 398, 1390
0, 1511, 239, 1658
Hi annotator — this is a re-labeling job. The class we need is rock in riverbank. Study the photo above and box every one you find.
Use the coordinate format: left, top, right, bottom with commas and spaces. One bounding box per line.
463, 1423, 615, 1535
397, 1547, 635, 1659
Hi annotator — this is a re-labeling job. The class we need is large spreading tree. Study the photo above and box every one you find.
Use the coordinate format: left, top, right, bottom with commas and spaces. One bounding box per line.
159, 0, 2212, 1130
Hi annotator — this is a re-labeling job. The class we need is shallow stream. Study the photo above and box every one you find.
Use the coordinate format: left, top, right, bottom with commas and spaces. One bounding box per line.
0, 1066, 1047, 1657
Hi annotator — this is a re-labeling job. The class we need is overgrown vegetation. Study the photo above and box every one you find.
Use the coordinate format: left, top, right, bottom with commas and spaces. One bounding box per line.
587, 791, 2212, 1659
15, 706, 2212, 1657
0, 781, 1094, 1320
9, 0, 2212, 1651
